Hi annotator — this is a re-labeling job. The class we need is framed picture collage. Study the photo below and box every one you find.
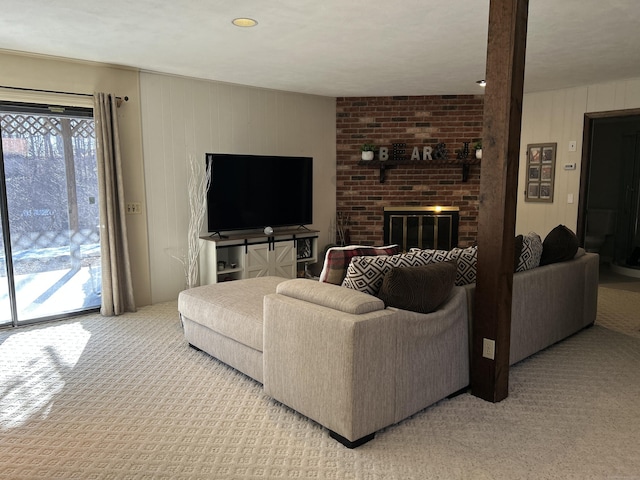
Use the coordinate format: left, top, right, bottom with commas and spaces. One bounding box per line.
525, 143, 556, 203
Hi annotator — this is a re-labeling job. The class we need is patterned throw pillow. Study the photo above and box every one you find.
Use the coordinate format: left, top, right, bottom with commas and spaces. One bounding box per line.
410, 245, 478, 286
342, 246, 479, 295
342, 250, 435, 295
516, 232, 543, 272
318, 245, 399, 285
453, 246, 478, 285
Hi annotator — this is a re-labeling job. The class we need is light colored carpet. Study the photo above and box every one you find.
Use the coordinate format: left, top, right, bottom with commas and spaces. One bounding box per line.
1, 287, 639, 479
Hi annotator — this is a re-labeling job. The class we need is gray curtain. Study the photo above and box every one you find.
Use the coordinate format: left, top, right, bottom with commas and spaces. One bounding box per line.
94, 93, 136, 316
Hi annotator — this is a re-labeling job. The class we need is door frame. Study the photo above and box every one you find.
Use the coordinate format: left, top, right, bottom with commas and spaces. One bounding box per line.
577, 108, 640, 243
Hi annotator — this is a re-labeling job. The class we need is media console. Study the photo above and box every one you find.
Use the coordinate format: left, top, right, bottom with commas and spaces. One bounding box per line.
199, 228, 319, 284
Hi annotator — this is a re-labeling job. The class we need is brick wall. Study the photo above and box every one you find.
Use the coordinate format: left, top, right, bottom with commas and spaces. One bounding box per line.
336, 95, 484, 247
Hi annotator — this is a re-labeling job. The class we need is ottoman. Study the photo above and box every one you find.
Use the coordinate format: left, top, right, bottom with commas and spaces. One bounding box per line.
178, 276, 287, 383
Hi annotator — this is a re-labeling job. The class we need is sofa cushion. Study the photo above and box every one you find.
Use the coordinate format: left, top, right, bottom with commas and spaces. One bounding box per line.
178, 276, 286, 352
277, 278, 385, 314
516, 232, 543, 272
378, 261, 457, 313
318, 244, 399, 285
540, 224, 579, 266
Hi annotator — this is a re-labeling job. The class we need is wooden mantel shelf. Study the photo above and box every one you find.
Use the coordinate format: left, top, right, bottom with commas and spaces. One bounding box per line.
357, 158, 481, 183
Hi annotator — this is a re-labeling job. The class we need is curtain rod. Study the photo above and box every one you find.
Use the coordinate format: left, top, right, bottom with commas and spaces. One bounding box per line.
0, 85, 129, 103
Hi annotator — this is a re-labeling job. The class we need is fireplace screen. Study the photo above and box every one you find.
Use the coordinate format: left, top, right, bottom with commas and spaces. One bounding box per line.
383, 206, 459, 252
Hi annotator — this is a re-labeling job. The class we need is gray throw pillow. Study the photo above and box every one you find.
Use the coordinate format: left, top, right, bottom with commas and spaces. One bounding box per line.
377, 261, 457, 314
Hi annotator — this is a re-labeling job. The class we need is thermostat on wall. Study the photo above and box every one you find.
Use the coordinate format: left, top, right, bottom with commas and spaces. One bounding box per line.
563, 163, 577, 170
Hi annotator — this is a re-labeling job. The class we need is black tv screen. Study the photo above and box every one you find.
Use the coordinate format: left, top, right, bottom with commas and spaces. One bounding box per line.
206, 153, 313, 233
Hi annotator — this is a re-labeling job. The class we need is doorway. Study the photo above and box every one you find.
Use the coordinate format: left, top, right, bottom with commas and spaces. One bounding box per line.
0, 101, 101, 327
579, 110, 640, 271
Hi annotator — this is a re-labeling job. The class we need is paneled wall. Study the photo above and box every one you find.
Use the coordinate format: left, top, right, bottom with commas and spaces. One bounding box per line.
140, 73, 336, 303
336, 95, 484, 246
517, 77, 640, 237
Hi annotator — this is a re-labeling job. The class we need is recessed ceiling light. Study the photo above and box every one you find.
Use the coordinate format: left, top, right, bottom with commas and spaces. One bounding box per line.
476, 80, 487, 87
232, 18, 258, 27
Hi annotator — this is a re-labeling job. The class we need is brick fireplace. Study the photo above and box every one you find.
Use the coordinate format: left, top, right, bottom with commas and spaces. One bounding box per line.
336, 95, 483, 247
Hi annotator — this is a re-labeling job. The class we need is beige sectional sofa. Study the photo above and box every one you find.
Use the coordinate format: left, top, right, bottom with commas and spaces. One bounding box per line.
178, 250, 599, 448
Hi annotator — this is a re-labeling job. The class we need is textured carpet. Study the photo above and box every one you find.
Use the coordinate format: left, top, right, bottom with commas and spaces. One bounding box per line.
1, 287, 639, 479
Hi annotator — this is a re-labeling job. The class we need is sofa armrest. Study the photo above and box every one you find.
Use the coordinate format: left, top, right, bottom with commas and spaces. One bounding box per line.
276, 278, 385, 314
263, 288, 399, 443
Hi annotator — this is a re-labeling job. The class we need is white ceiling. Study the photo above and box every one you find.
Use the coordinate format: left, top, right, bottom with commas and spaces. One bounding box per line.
1, 0, 639, 97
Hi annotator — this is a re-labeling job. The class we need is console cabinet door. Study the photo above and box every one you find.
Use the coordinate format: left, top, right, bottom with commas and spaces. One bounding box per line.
272, 242, 297, 278
245, 243, 271, 278
245, 241, 296, 278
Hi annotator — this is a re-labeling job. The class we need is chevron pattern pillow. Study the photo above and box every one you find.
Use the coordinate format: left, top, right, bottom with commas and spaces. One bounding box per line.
516, 232, 543, 272
342, 246, 479, 296
452, 246, 478, 285
342, 250, 435, 295
410, 245, 478, 286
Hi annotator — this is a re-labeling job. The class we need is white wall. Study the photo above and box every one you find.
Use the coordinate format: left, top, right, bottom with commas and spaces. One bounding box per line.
140, 72, 336, 303
516, 77, 640, 237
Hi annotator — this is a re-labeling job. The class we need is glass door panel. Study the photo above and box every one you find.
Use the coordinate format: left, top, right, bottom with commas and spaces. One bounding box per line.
0, 102, 101, 325
0, 139, 14, 327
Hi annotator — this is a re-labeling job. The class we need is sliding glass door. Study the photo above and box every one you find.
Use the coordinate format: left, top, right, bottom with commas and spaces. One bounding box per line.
0, 101, 101, 326
0, 149, 13, 327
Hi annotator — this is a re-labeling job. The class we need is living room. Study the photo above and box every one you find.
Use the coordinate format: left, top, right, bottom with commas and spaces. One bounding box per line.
1, 1, 640, 477
3, 54, 639, 305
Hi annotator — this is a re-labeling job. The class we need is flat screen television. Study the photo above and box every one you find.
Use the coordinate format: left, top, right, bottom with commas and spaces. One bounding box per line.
206, 153, 313, 233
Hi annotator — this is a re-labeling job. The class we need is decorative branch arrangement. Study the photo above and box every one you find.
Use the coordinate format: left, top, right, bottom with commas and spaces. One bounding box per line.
336, 212, 351, 246
186, 155, 212, 288
169, 155, 212, 289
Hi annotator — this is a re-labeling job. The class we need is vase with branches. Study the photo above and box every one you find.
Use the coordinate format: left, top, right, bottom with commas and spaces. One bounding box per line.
168, 155, 212, 289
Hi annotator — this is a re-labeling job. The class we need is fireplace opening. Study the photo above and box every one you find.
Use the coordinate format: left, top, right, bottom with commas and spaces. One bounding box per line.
383, 206, 460, 252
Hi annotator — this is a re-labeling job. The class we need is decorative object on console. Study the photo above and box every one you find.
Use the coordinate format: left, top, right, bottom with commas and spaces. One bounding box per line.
296, 238, 312, 260
264, 226, 274, 235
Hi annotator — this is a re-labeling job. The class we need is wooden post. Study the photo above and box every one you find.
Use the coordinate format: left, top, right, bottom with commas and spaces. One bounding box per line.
471, 0, 529, 402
